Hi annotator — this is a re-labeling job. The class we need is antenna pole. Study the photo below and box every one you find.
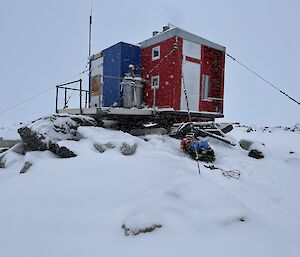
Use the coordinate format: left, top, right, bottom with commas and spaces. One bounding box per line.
89, 6, 92, 57
88, 2, 93, 108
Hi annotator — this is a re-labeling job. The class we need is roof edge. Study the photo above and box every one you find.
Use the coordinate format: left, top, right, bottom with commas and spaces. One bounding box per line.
139, 27, 225, 52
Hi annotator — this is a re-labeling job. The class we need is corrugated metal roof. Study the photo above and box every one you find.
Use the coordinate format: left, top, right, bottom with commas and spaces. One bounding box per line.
139, 27, 226, 52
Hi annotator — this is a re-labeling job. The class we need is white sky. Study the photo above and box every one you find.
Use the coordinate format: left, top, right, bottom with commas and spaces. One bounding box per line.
0, 0, 299, 127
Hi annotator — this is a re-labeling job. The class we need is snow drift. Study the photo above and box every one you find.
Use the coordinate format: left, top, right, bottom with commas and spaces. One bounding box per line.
0, 122, 299, 257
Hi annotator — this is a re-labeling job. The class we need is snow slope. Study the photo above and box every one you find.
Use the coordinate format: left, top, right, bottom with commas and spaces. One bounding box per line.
0, 125, 299, 257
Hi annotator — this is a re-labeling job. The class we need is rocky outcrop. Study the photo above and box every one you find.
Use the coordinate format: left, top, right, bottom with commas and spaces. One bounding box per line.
18, 114, 96, 158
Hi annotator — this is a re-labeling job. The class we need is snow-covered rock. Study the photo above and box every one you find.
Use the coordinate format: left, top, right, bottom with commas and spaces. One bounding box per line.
17, 114, 96, 157
120, 142, 137, 155
19, 161, 33, 174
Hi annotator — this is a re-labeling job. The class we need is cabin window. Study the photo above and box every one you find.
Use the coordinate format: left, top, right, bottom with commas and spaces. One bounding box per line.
202, 74, 211, 100
152, 46, 160, 60
151, 75, 159, 89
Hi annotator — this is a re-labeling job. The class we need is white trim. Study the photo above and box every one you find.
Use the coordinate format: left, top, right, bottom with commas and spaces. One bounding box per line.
151, 75, 160, 89
152, 46, 160, 61
140, 27, 226, 52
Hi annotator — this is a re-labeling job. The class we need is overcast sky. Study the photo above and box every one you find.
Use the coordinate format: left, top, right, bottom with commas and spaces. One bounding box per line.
0, 0, 299, 127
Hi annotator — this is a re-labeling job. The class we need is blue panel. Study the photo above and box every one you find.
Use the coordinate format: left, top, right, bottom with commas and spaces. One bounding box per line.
102, 42, 141, 107
120, 42, 142, 77
102, 43, 122, 107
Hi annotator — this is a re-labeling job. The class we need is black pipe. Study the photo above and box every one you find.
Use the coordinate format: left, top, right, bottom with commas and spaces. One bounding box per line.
64, 88, 67, 108
79, 79, 82, 114
57, 79, 81, 87
55, 86, 59, 113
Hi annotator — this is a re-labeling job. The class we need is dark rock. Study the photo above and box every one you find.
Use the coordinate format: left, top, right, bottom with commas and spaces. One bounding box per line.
239, 139, 253, 151
290, 151, 295, 154
122, 224, 162, 236
120, 143, 137, 156
20, 161, 33, 174
56, 146, 77, 158
18, 127, 48, 152
248, 149, 264, 159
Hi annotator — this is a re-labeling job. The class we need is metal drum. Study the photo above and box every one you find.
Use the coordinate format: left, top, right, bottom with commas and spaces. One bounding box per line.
122, 81, 134, 108
134, 81, 143, 108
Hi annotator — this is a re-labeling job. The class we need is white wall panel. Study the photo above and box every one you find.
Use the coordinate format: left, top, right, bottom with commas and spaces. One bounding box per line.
91, 57, 103, 76
90, 96, 100, 108
183, 39, 201, 59
180, 61, 200, 111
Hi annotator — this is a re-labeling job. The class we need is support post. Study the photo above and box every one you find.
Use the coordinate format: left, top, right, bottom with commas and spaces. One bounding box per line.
55, 86, 59, 113
79, 79, 83, 114
153, 86, 157, 114
85, 91, 88, 108
64, 88, 67, 108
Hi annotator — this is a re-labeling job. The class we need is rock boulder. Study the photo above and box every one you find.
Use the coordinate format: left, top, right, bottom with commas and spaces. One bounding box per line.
18, 114, 96, 158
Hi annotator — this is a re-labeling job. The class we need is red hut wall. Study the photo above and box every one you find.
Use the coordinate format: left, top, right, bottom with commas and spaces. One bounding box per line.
142, 36, 225, 114
142, 37, 183, 110
200, 46, 225, 113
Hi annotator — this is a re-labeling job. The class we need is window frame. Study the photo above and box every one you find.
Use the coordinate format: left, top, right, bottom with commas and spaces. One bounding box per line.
152, 46, 160, 61
202, 74, 211, 101
151, 75, 160, 89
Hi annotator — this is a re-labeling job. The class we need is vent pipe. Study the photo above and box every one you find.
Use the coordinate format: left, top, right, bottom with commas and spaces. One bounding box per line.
163, 25, 170, 32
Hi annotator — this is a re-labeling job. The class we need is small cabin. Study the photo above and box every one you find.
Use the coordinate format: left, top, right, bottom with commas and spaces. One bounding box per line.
58, 25, 226, 124
140, 25, 225, 114
89, 25, 225, 115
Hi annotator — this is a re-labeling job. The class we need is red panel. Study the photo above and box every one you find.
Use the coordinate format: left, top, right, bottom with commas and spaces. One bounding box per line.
200, 46, 225, 113
142, 37, 183, 110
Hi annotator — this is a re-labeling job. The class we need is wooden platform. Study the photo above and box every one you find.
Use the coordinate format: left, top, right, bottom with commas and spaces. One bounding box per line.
57, 107, 223, 122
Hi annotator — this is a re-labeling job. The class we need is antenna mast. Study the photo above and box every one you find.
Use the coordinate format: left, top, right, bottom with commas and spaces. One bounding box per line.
88, 1, 93, 108
89, 1, 93, 57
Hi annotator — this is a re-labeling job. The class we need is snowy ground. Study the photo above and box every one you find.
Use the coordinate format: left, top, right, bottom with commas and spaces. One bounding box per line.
0, 124, 299, 257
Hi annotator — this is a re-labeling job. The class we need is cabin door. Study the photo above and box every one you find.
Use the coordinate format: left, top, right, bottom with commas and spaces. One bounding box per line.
180, 60, 201, 112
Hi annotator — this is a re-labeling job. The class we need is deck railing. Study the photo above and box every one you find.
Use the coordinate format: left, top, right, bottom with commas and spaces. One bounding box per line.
55, 79, 89, 114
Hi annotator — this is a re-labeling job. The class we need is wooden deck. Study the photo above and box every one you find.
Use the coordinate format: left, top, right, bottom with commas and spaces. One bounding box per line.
57, 107, 223, 124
